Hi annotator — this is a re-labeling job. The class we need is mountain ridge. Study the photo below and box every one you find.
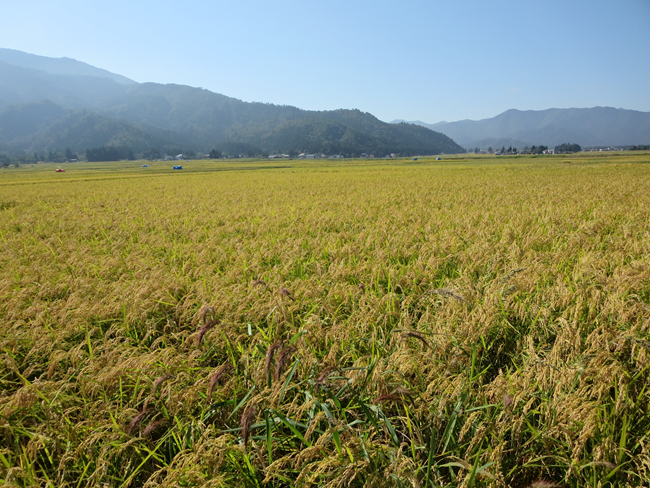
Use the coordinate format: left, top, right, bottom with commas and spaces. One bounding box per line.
392, 107, 650, 148
0, 49, 464, 157
0, 48, 136, 85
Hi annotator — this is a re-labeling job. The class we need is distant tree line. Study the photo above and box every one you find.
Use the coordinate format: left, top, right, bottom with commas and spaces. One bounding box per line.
2, 134, 471, 166
217, 141, 261, 158
1, 152, 52, 167
0, 154, 16, 168
142, 148, 162, 160
86, 146, 135, 162
529, 145, 548, 154
629, 145, 650, 151
554, 143, 582, 153
65, 148, 79, 160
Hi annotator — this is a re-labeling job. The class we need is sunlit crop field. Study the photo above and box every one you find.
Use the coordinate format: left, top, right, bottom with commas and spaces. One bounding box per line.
1, 153, 650, 487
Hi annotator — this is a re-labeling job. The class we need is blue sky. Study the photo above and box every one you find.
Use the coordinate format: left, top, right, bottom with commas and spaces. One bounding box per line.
2, 0, 649, 123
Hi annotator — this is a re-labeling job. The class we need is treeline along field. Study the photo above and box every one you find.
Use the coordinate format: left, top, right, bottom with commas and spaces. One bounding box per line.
1, 154, 650, 487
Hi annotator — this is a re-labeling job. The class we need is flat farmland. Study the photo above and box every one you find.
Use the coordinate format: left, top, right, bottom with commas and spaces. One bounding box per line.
1, 153, 650, 487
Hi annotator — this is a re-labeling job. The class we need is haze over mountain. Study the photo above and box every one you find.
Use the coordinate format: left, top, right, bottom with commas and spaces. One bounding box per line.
393, 107, 650, 149
0, 48, 136, 86
0, 49, 463, 157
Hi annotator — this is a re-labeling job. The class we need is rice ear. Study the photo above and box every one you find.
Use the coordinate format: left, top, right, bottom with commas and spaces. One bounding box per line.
265, 342, 283, 378
274, 345, 296, 380
503, 394, 514, 408
279, 287, 294, 301
142, 419, 168, 438
197, 320, 219, 345
391, 387, 414, 397
208, 364, 233, 398
199, 306, 215, 324
239, 405, 257, 447
430, 288, 467, 302
316, 366, 338, 385
372, 394, 400, 404
402, 330, 430, 348
126, 408, 152, 435
373, 388, 413, 404
152, 374, 174, 396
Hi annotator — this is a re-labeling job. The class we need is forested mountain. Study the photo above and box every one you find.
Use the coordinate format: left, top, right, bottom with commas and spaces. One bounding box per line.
394, 107, 650, 148
101, 83, 305, 146
99, 84, 462, 155
0, 101, 66, 141
0, 101, 191, 153
0, 49, 463, 157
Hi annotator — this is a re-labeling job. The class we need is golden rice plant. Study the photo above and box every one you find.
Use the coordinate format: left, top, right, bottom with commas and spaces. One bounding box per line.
0, 153, 649, 487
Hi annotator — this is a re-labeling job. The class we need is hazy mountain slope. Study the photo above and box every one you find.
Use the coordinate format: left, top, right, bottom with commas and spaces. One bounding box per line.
0, 48, 465, 156
256, 118, 382, 154
314, 111, 462, 154
396, 107, 650, 147
0, 101, 187, 153
386, 121, 464, 154
0, 100, 67, 142
30, 112, 178, 153
101, 84, 463, 154
0, 61, 129, 110
0, 48, 136, 85
103, 83, 306, 145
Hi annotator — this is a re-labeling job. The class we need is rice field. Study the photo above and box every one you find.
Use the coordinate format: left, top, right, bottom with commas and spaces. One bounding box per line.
1, 153, 650, 487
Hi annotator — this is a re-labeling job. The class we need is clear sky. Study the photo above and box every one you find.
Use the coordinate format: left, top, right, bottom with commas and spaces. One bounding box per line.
2, 0, 649, 123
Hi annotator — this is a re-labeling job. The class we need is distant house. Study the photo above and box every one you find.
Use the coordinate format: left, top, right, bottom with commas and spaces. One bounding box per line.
164, 156, 174, 161
175, 154, 184, 160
